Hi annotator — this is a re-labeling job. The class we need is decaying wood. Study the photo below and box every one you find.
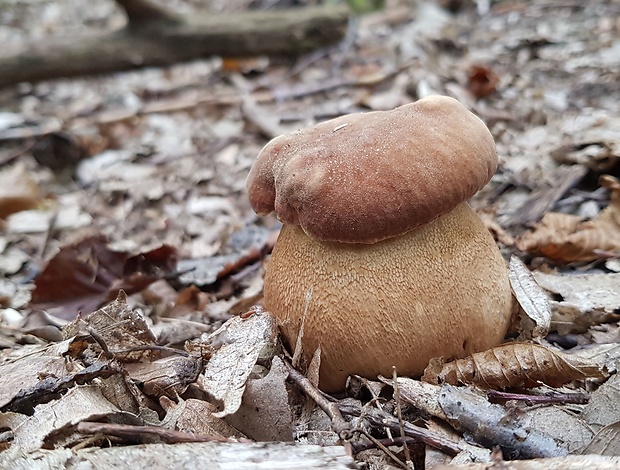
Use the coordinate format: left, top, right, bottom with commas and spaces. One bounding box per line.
0, 442, 359, 469
433, 454, 620, 470
77, 422, 240, 444
0, 0, 349, 88
337, 401, 466, 457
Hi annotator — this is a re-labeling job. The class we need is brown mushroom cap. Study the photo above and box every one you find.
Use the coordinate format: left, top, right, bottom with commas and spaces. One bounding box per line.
246, 95, 497, 244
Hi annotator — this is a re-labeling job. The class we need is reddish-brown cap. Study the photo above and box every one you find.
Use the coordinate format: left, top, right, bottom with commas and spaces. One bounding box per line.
246, 95, 497, 244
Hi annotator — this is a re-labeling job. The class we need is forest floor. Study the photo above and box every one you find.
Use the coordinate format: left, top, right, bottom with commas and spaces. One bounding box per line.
1, 0, 619, 468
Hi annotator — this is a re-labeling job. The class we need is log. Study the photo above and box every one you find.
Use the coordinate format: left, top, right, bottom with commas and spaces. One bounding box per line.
0, 0, 349, 88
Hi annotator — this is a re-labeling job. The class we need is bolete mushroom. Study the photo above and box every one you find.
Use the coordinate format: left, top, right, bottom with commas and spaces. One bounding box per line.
246, 95, 513, 393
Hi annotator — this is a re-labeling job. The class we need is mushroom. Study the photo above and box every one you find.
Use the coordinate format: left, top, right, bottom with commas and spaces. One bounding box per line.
246, 95, 513, 393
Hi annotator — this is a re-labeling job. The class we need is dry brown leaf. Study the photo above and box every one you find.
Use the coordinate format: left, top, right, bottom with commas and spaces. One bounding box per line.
468, 64, 500, 98
85, 291, 160, 362
533, 271, 620, 335
516, 175, 620, 263
0, 163, 43, 218
123, 356, 201, 400
422, 342, 606, 389
29, 235, 178, 319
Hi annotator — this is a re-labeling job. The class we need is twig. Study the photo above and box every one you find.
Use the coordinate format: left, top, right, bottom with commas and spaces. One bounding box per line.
292, 288, 312, 368
77, 422, 244, 444
485, 390, 590, 405
355, 375, 393, 440
339, 402, 464, 456
352, 436, 421, 453
393, 367, 412, 467
87, 326, 114, 360
283, 359, 351, 438
359, 428, 409, 470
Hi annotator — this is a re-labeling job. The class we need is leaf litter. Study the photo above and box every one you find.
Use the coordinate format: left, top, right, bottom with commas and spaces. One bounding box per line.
1, 0, 620, 468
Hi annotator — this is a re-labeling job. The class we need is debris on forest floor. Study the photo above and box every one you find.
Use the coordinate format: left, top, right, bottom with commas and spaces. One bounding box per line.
1, 0, 620, 468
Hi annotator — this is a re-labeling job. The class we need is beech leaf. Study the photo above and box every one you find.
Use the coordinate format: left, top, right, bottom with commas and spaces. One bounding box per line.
508, 256, 552, 338
422, 342, 607, 390
516, 175, 620, 263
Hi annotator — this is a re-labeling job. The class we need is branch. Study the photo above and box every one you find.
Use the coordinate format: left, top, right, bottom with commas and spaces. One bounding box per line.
0, 5, 349, 88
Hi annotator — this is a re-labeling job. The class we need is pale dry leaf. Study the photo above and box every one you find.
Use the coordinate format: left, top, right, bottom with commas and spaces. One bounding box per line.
224, 355, 294, 441
509, 256, 551, 338
0, 385, 121, 453
199, 311, 278, 418
533, 271, 620, 335
0, 355, 71, 409
123, 356, 202, 400
433, 455, 620, 470
422, 342, 606, 389
516, 175, 620, 263
571, 343, 620, 375
581, 421, 620, 456
526, 405, 593, 454
477, 207, 515, 246
167, 398, 246, 440
583, 373, 620, 431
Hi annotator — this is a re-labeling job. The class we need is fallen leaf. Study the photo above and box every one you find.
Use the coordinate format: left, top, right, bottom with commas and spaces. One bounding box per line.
124, 355, 201, 399
29, 235, 177, 319
468, 64, 500, 98
177, 224, 275, 287
0, 163, 43, 218
516, 175, 620, 263
224, 356, 293, 441
422, 342, 606, 389
477, 207, 515, 246
509, 256, 551, 339
533, 271, 620, 334
0, 349, 72, 409
195, 311, 278, 418
581, 421, 620, 456
583, 373, 620, 432
85, 291, 159, 362
0, 385, 126, 453
167, 398, 246, 440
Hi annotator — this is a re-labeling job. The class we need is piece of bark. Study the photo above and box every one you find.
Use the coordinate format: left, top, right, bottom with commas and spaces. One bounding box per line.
433, 455, 620, 469
0, 0, 349, 89
0, 442, 358, 469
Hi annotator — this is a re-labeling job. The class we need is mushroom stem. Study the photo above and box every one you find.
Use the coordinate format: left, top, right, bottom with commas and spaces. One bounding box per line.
264, 202, 513, 393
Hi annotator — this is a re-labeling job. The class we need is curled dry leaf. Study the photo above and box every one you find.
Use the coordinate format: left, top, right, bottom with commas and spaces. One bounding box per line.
516, 175, 620, 263
196, 310, 278, 418
422, 342, 606, 390
508, 256, 551, 339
